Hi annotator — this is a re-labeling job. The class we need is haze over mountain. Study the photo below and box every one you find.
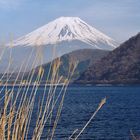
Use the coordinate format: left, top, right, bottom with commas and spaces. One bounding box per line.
30, 49, 109, 82
0, 49, 109, 83
0, 17, 117, 72
76, 33, 140, 84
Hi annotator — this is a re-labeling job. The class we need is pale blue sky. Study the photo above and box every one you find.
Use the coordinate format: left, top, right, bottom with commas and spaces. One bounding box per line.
0, 0, 140, 43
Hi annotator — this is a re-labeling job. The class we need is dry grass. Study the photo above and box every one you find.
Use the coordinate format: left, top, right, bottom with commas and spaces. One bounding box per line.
130, 130, 140, 140
69, 98, 106, 140
0, 41, 105, 140
0, 43, 78, 140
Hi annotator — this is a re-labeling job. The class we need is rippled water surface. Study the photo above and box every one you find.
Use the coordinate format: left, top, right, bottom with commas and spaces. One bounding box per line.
1, 85, 140, 140
53, 86, 140, 140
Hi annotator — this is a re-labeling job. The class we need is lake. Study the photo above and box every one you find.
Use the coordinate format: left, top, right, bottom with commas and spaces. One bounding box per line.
35, 85, 140, 140
1, 85, 140, 140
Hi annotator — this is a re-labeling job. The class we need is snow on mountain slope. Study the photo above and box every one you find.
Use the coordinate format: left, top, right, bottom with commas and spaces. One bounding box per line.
13, 17, 117, 50
1, 17, 118, 72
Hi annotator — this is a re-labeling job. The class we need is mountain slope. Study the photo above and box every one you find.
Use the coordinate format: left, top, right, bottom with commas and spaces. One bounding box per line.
13, 17, 117, 50
1, 17, 117, 73
25, 49, 109, 82
76, 33, 140, 84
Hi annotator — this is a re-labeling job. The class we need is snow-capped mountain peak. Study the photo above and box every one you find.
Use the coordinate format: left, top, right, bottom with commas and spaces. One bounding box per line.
2, 17, 119, 72
13, 17, 118, 50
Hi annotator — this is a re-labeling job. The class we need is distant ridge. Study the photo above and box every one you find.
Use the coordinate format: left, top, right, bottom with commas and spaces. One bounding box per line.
76, 33, 140, 84
27, 49, 109, 82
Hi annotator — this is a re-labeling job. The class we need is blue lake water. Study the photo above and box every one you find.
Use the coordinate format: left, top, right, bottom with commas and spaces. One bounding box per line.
54, 85, 140, 140
1, 85, 140, 140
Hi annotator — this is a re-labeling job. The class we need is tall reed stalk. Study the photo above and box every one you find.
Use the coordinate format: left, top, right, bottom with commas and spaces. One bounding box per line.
0, 41, 78, 140
0, 40, 105, 140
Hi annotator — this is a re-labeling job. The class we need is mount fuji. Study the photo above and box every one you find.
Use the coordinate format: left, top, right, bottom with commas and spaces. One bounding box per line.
1, 17, 118, 72
13, 17, 117, 50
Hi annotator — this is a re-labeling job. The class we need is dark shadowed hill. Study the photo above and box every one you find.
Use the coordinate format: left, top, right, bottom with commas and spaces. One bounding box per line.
0, 49, 109, 84
76, 33, 140, 84
30, 49, 109, 82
